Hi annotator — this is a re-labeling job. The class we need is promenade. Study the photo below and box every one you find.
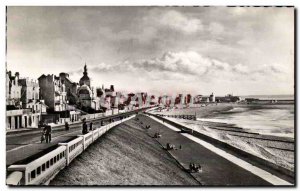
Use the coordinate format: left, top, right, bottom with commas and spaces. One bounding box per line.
6, 109, 143, 167
6, 111, 293, 186
137, 114, 291, 186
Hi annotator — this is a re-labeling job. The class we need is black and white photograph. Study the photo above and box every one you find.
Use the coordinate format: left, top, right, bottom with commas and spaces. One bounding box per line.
4, 5, 295, 187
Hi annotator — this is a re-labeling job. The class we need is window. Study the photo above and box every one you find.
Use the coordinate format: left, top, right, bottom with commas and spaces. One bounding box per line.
37, 167, 41, 176
31, 170, 36, 179
46, 161, 50, 168
42, 164, 46, 171
54, 157, 57, 163
50, 158, 53, 166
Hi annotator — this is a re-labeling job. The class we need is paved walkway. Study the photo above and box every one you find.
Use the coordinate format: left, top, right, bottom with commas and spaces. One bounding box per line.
6, 118, 115, 167
137, 114, 273, 186
6, 108, 150, 168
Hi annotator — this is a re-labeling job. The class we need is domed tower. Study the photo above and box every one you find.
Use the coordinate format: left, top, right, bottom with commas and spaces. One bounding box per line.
79, 64, 90, 87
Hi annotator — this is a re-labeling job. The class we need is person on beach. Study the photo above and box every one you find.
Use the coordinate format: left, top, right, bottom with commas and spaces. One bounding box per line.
89, 122, 93, 131
82, 119, 88, 134
65, 121, 69, 131
44, 124, 52, 143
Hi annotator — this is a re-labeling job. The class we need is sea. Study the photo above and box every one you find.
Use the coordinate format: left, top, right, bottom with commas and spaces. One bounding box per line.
198, 95, 294, 138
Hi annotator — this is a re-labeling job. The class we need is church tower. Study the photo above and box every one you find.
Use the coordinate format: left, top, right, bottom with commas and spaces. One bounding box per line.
79, 63, 91, 87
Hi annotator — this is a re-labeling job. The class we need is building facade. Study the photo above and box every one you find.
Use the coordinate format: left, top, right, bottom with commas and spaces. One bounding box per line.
6, 71, 43, 129
38, 74, 69, 124
59, 72, 78, 105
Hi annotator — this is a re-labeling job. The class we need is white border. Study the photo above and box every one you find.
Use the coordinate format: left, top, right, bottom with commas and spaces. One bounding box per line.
0, 1, 298, 191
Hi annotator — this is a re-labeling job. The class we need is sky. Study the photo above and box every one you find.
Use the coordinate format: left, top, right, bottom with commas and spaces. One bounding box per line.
6, 6, 294, 96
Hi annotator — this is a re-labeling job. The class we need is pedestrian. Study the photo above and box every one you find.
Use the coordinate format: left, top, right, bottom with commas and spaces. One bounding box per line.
82, 119, 88, 134
65, 121, 69, 131
40, 128, 46, 143
189, 163, 193, 171
89, 122, 93, 131
44, 124, 52, 143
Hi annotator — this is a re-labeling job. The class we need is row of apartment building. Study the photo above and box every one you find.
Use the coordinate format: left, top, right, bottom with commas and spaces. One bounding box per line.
6, 64, 153, 130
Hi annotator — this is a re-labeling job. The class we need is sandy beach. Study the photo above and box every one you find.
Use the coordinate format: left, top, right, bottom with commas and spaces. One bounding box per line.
152, 103, 234, 118
50, 119, 199, 186
152, 104, 294, 172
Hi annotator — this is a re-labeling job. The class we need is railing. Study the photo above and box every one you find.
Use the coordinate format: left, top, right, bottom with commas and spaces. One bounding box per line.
6, 114, 136, 186
7, 146, 66, 185
58, 137, 84, 165
78, 132, 93, 150
156, 114, 197, 120
92, 128, 100, 141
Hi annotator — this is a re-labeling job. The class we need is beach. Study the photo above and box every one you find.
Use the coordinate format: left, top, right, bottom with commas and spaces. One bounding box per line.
153, 103, 294, 172
50, 118, 198, 186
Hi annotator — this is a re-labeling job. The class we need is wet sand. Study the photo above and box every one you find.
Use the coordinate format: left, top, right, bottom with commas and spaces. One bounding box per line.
165, 117, 294, 172
50, 119, 199, 186
152, 103, 234, 118
152, 104, 294, 172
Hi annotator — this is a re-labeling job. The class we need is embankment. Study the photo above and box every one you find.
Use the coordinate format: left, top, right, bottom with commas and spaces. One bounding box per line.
50, 119, 198, 186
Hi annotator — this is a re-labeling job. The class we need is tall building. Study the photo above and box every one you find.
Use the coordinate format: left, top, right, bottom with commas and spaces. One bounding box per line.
6, 71, 22, 129
59, 72, 79, 105
38, 74, 68, 112
38, 74, 69, 124
79, 64, 91, 87
18, 78, 45, 128
6, 71, 22, 106
6, 71, 44, 129
77, 64, 101, 112
78, 65, 92, 107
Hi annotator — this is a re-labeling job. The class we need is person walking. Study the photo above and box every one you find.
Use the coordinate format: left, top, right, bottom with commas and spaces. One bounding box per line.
44, 124, 52, 143
82, 119, 88, 134
65, 121, 69, 131
40, 131, 45, 143
89, 122, 93, 131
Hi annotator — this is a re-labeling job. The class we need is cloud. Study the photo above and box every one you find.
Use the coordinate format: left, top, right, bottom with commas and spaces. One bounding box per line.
8, 7, 294, 95
208, 22, 224, 35
143, 9, 203, 34
72, 51, 289, 85
160, 10, 203, 34
69, 51, 251, 81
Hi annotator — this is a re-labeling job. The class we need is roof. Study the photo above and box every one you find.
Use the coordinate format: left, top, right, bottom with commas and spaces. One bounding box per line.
80, 75, 90, 81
